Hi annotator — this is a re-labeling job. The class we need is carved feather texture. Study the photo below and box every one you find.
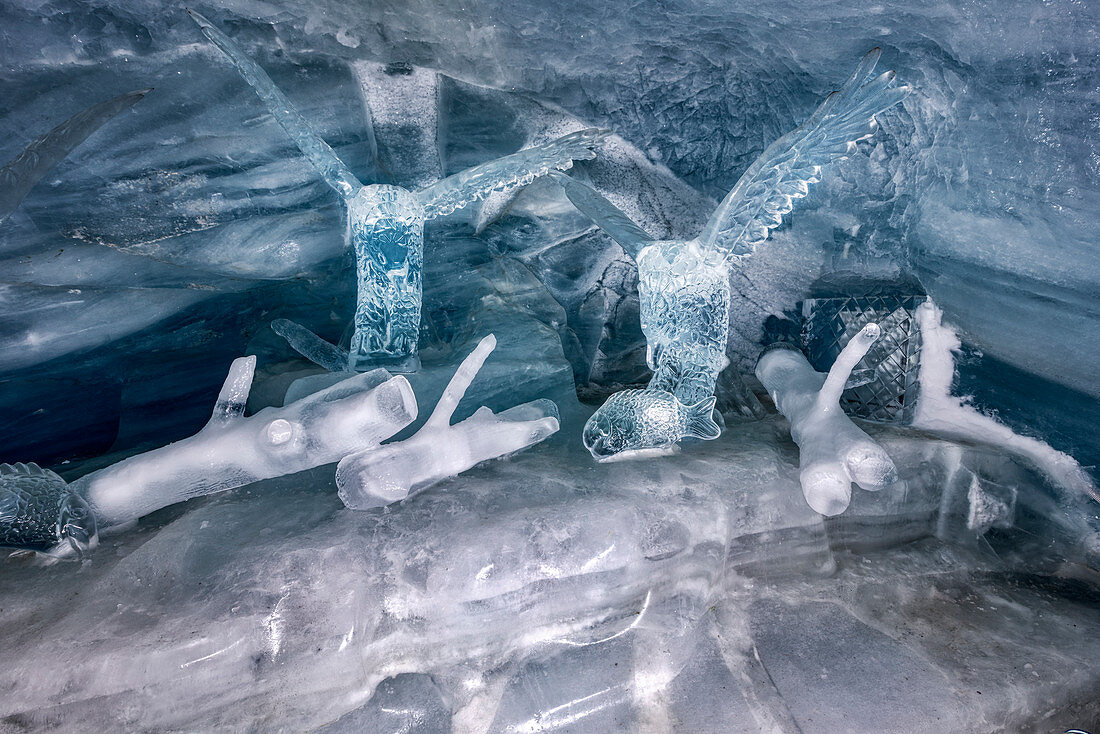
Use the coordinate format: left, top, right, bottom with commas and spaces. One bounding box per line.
701, 48, 909, 261
417, 128, 609, 220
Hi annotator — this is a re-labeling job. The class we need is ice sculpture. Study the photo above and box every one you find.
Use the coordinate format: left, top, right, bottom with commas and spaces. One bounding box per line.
756, 324, 899, 515
0, 88, 149, 223
0, 463, 97, 559
552, 49, 908, 459
0, 358, 417, 555
189, 11, 606, 373
337, 334, 560, 509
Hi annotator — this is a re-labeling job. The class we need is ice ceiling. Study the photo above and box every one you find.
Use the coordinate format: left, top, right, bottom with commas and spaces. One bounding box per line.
1, 0, 1098, 732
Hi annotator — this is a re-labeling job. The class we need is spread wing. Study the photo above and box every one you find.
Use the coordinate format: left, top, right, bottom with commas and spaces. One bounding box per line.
547, 171, 654, 258
0, 88, 149, 222
700, 48, 909, 260
415, 128, 609, 220
189, 9, 364, 201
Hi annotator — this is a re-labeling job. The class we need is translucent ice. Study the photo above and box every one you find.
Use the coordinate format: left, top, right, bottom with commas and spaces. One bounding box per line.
556, 50, 907, 459
912, 299, 1099, 505
0, 88, 149, 223
69, 357, 417, 529
0, 462, 97, 559
191, 11, 606, 372
336, 334, 560, 509
755, 324, 899, 516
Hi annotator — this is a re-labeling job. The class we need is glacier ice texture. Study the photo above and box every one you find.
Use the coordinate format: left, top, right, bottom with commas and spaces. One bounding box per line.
558, 49, 907, 459
1, 1, 1100, 731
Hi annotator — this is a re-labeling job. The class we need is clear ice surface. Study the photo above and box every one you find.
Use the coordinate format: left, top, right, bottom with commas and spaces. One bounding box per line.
2, 1, 1100, 730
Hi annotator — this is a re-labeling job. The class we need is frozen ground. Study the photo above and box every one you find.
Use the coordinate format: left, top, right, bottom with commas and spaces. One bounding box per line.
1, 0, 1099, 731
2, 400, 1098, 732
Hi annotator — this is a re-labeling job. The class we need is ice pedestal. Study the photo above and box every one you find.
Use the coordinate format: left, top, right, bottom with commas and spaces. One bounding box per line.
1, 407, 1097, 732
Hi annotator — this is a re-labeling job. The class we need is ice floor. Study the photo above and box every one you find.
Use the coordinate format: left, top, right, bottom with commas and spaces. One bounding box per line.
2, 384, 1098, 732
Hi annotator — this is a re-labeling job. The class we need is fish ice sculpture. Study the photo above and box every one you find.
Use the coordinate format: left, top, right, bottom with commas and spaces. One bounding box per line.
189, 10, 607, 373
337, 334, 560, 509
552, 49, 908, 460
0, 359, 418, 558
755, 324, 899, 515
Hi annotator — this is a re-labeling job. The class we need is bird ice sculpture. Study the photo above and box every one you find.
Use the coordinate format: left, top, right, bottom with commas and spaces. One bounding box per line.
551, 49, 908, 460
0, 360, 418, 558
755, 324, 899, 515
337, 334, 560, 509
189, 10, 606, 373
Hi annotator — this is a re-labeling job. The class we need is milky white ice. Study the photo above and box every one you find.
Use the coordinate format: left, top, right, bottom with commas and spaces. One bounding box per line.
756, 323, 899, 516
69, 358, 418, 529
337, 334, 559, 509
912, 299, 1099, 505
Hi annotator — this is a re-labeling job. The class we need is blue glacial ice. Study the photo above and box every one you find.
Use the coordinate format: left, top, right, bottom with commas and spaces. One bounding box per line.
1, 0, 1099, 731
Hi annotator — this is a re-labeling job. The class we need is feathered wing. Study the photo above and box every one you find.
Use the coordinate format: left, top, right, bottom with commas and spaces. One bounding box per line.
547, 171, 654, 258
0, 88, 149, 222
700, 48, 909, 260
189, 9, 364, 201
415, 128, 609, 220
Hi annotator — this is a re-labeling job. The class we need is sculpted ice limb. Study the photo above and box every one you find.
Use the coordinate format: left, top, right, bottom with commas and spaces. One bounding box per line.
68, 357, 417, 529
0, 87, 150, 223
270, 319, 350, 373
555, 50, 907, 459
191, 12, 607, 373
336, 334, 560, 509
755, 324, 899, 516
187, 9, 363, 200
701, 48, 909, 260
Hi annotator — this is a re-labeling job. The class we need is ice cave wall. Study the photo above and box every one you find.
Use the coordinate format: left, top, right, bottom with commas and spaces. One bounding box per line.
0, 0, 1096, 474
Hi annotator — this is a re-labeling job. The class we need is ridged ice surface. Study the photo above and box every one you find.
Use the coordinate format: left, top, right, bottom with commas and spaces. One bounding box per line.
1, 0, 1099, 731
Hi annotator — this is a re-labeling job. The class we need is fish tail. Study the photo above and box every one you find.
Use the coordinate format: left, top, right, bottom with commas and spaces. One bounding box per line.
685, 396, 721, 440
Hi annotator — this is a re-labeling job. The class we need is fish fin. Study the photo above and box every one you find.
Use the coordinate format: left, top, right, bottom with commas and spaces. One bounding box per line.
685, 397, 721, 441
0, 462, 66, 485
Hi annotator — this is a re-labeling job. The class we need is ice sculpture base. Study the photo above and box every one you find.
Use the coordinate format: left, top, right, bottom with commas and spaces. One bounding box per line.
1, 412, 1097, 733
348, 351, 422, 375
